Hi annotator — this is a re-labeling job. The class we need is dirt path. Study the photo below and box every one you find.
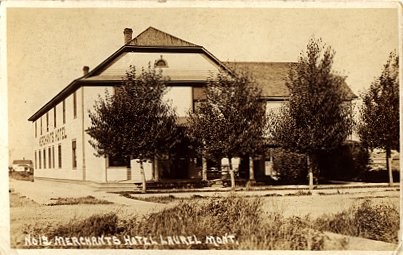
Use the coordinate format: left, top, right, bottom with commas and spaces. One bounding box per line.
9, 179, 164, 207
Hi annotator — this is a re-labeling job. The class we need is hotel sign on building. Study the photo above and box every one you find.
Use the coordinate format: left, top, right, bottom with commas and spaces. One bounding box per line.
28, 27, 356, 185
39, 127, 67, 147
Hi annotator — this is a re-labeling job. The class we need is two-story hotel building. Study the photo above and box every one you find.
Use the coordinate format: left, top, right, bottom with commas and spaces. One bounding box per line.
28, 27, 356, 184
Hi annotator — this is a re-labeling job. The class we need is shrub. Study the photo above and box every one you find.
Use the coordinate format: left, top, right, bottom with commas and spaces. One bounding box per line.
359, 170, 400, 183
48, 196, 113, 205
317, 141, 370, 181
246, 213, 325, 250
9, 171, 34, 181
315, 200, 399, 243
272, 148, 307, 184
354, 200, 399, 242
48, 213, 121, 238
123, 196, 264, 245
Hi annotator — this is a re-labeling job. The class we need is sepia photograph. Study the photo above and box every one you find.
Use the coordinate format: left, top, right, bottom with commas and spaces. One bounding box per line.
2, 1, 401, 253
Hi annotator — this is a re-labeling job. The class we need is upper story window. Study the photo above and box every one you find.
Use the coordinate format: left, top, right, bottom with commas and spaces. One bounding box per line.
46, 113, 49, 132
154, 55, 168, 68
35, 121, 37, 138
62, 100, 66, 124
53, 106, 57, 128
40, 117, 43, 135
73, 91, 77, 119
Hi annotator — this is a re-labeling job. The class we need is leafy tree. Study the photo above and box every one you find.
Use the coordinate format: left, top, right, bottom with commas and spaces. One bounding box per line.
87, 65, 178, 193
268, 38, 354, 190
358, 51, 399, 186
187, 70, 267, 190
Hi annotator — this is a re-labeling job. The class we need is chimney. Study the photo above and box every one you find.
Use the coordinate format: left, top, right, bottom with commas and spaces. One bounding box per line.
123, 28, 133, 44
83, 66, 90, 75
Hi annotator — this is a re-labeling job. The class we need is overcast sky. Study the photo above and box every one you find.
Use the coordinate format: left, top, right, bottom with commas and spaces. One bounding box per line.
5, 4, 399, 163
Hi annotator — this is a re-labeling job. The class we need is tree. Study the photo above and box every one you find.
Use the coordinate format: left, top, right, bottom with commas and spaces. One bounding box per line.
268, 38, 354, 190
358, 51, 399, 186
87, 65, 178, 193
187, 70, 267, 190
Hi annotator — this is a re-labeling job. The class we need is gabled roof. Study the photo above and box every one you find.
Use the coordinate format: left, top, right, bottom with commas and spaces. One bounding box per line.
28, 27, 356, 122
226, 62, 357, 100
227, 62, 294, 98
28, 28, 227, 122
129, 27, 199, 47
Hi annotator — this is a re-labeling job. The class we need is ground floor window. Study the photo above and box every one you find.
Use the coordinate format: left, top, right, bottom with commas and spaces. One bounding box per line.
58, 144, 62, 168
39, 150, 41, 169
43, 149, 46, 169
52, 146, 55, 169
72, 140, 77, 169
48, 147, 52, 169
265, 149, 275, 177
34, 151, 37, 170
108, 155, 129, 167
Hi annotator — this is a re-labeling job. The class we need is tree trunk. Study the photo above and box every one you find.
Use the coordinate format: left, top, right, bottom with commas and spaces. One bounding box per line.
249, 157, 255, 182
386, 147, 393, 186
127, 156, 133, 181
307, 155, 314, 192
228, 157, 235, 191
153, 157, 159, 182
202, 157, 208, 181
139, 160, 147, 193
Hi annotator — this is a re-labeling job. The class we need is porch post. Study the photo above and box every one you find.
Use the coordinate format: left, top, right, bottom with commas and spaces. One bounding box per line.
153, 157, 159, 182
202, 157, 208, 181
307, 155, 314, 191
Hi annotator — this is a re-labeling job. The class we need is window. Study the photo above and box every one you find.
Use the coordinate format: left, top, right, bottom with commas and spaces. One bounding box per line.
54, 107, 57, 128
72, 140, 77, 169
43, 149, 46, 169
48, 147, 52, 168
38, 150, 41, 169
62, 100, 66, 124
73, 91, 77, 119
52, 146, 55, 169
154, 55, 168, 68
46, 113, 49, 132
34, 151, 37, 169
108, 155, 129, 167
193, 100, 204, 113
35, 121, 37, 138
113, 86, 124, 95
58, 144, 62, 168
40, 117, 43, 135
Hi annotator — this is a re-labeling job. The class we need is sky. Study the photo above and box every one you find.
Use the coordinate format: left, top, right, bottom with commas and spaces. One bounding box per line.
4, 3, 399, 164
